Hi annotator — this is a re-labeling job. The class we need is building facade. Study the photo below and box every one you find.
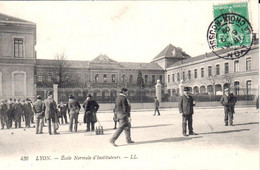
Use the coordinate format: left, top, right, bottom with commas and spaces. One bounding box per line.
0, 13, 258, 103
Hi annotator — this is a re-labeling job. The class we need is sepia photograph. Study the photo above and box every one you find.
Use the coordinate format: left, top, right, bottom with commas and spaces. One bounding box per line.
0, 0, 258, 169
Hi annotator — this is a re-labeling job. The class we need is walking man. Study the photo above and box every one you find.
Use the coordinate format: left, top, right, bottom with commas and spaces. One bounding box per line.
68, 95, 81, 132
110, 87, 134, 146
83, 94, 99, 132
43, 91, 59, 135
33, 95, 45, 134
178, 86, 197, 137
220, 88, 237, 126
153, 97, 160, 116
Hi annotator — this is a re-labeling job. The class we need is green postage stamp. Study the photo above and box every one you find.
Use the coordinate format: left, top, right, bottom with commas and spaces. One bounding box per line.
207, 2, 253, 59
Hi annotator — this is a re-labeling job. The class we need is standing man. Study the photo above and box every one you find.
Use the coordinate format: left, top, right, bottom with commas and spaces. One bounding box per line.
83, 94, 99, 132
68, 95, 81, 132
33, 95, 45, 134
22, 100, 31, 128
13, 99, 22, 128
43, 91, 59, 135
220, 89, 236, 126
6, 98, 14, 129
58, 102, 69, 124
0, 100, 8, 129
110, 88, 134, 146
153, 97, 160, 116
178, 87, 197, 137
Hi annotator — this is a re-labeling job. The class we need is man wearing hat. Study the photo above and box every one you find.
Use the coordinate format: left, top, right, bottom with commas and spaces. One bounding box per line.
0, 99, 8, 129
13, 99, 23, 128
43, 91, 59, 135
6, 98, 14, 129
220, 88, 236, 126
33, 95, 45, 134
67, 95, 81, 132
178, 86, 197, 137
83, 94, 99, 132
110, 87, 134, 146
153, 97, 160, 116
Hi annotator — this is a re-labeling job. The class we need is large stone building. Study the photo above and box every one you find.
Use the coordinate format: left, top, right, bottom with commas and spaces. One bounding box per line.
0, 13, 258, 103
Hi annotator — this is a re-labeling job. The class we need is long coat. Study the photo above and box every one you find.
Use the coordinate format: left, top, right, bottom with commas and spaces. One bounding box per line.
220, 94, 230, 113
114, 94, 130, 120
43, 98, 57, 120
178, 95, 195, 115
83, 99, 99, 123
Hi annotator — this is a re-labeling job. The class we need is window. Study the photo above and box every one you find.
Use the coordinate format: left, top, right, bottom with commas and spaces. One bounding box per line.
145, 75, 148, 84
14, 38, 24, 58
188, 70, 191, 79
37, 75, 43, 83
208, 66, 212, 77
13, 73, 26, 96
216, 64, 220, 75
246, 80, 252, 95
172, 74, 175, 82
182, 71, 185, 81
103, 74, 107, 83
129, 75, 133, 84
246, 57, 252, 70
159, 75, 163, 83
167, 75, 170, 83
234, 60, 239, 72
225, 63, 229, 74
112, 74, 115, 83
194, 69, 197, 79
234, 81, 240, 95
47, 73, 52, 82
177, 73, 180, 81
94, 74, 99, 83
152, 75, 155, 84
201, 68, 204, 78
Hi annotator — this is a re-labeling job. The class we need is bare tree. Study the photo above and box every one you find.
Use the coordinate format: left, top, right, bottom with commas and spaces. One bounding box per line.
50, 53, 81, 87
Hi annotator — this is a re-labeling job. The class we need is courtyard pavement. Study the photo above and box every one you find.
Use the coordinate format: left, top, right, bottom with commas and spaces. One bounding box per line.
0, 106, 259, 170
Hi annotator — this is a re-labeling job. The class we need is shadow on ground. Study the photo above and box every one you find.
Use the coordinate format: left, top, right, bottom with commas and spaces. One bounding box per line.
199, 128, 250, 135
234, 122, 259, 126
120, 136, 202, 147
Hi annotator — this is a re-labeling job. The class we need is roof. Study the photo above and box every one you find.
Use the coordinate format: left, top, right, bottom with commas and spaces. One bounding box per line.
36, 59, 90, 68
152, 44, 191, 61
119, 62, 163, 70
90, 54, 117, 64
0, 12, 36, 26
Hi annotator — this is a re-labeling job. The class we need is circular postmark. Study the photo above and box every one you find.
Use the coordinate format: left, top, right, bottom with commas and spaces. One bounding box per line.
207, 13, 253, 60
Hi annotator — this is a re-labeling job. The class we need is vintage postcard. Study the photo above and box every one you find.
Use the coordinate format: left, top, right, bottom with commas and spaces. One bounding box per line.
0, 0, 258, 170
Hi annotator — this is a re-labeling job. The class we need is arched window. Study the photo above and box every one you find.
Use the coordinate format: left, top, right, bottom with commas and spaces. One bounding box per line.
12, 71, 26, 96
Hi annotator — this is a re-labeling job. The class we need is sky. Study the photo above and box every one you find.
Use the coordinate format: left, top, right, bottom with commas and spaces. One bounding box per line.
0, 0, 258, 62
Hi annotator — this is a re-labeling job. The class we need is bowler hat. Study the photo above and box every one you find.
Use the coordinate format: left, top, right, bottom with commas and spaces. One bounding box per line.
36, 95, 42, 99
47, 91, 53, 96
120, 87, 128, 93
69, 94, 74, 99
87, 94, 92, 97
183, 86, 190, 91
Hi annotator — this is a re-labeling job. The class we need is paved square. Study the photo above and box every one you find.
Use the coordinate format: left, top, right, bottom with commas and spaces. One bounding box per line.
0, 106, 258, 170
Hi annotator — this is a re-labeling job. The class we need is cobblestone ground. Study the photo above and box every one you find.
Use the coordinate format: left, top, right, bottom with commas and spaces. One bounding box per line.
0, 106, 258, 170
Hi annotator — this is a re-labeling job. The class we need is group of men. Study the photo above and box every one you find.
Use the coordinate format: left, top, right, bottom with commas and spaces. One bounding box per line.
0, 98, 34, 130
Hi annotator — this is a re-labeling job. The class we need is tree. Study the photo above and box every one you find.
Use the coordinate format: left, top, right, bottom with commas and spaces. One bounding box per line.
50, 53, 81, 88
136, 70, 145, 102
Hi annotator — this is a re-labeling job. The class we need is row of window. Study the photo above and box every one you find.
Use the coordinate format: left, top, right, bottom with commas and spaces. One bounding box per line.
167, 57, 252, 82
37, 73, 164, 84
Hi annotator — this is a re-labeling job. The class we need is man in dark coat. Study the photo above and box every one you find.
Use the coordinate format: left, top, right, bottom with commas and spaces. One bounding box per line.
13, 99, 22, 128
6, 98, 14, 129
220, 89, 237, 126
43, 91, 59, 135
153, 97, 160, 116
58, 102, 69, 124
68, 95, 81, 132
83, 94, 99, 132
22, 100, 32, 128
178, 86, 197, 137
33, 95, 45, 134
0, 99, 8, 129
110, 88, 134, 146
